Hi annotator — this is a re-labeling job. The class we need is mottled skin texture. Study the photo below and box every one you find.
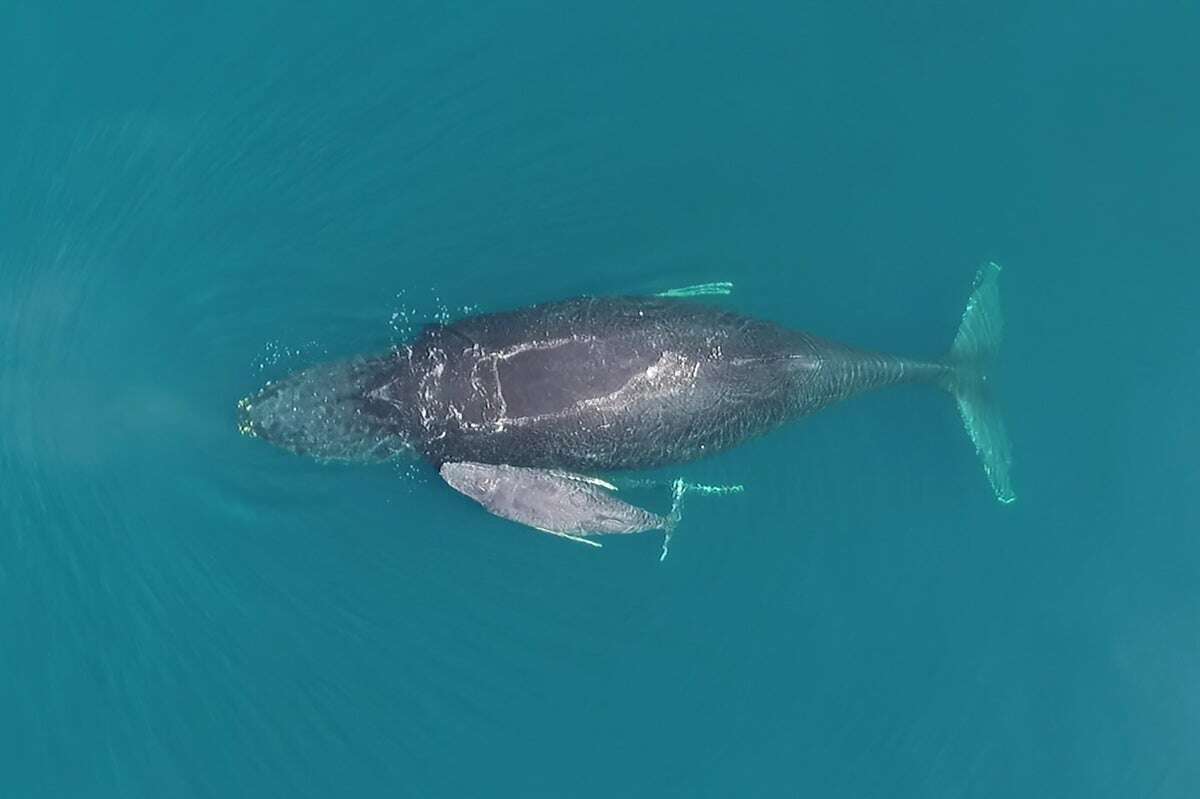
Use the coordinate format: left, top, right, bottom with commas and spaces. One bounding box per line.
359, 296, 948, 470
439, 462, 667, 536
241, 268, 1014, 520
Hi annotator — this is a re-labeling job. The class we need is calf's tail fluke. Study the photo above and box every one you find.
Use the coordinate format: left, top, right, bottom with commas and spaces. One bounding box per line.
942, 262, 1016, 504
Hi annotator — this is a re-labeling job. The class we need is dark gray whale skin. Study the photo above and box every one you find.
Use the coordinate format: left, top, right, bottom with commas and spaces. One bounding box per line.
241, 265, 1015, 508
240, 263, 1016, 531
350, 295, 948, 471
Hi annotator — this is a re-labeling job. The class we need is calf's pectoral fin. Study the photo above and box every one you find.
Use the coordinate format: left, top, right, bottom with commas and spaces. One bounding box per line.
531, 526, 603, 548
655, 281, 734, 298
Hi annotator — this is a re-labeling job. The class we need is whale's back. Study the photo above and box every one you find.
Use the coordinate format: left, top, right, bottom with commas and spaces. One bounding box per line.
388, 297, 828, 470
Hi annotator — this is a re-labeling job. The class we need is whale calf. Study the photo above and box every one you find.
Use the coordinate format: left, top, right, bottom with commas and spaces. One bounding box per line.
439, 461, 670, 544
239, 263, 1014, 544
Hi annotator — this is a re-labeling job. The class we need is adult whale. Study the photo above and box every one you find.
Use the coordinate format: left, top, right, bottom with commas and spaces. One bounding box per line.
238, 263, 1014, 541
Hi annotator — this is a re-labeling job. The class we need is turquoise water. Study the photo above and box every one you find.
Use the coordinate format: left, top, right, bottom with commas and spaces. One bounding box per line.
3, 2, 1198, 797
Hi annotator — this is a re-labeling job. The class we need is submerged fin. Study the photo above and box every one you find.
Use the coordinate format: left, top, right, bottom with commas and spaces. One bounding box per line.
546, 470, 619, 491
943, 262, 1015, 504
659, 479, 745, 561
655, 281, 734, 298
532, 526, 603, 547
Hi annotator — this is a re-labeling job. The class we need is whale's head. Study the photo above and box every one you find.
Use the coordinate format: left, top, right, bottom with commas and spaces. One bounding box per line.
238, 356, 412, 463
438, 461, 506, 504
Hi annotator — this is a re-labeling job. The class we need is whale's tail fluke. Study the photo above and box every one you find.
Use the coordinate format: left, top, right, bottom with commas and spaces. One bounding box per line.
941, 262, 1015, 504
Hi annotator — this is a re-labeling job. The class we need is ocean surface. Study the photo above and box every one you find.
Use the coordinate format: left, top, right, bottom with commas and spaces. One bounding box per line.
2, 2, 1197, 797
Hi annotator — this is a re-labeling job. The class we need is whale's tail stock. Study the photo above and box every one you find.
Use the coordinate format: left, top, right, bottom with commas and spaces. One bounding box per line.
940, 262, 1016, 504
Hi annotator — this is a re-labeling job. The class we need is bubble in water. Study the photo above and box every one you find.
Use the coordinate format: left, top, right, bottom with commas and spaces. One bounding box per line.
385, 285, 478, 345
253, 339, 326, 373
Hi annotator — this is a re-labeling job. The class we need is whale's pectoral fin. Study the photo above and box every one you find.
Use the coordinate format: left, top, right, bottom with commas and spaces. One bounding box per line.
531, 526, 603, 548
612, 477, 745, 561
655, 281, 734, 298
659, 479, 745, 562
